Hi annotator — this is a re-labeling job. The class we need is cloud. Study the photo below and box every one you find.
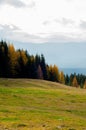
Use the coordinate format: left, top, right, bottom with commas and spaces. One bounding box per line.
40, 31, 86, 43
0, 24, 46, 43
0, 0, 35, 8
54, 18, 74, 26
28, 1, 35, 8
42, 20, 51, 26
0, 24, 20, 31
65, 0, 74, 2
45, 33, 74, 43
0, 23, 86, 44
43, 17, 75, 27
79, 20, 86, 30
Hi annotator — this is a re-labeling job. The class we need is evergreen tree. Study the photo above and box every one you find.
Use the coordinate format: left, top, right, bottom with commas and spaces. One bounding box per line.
65, 74, 70, 85
35, 54, 41, 67
30, 55, 37, 78
69, 74, 74, 86
40, 54, 48, 80
37, 65, 43, 79
0, 41, 9, 77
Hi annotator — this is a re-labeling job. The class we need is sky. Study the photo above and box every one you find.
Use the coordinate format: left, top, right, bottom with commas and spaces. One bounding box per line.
0, 0, 86, 68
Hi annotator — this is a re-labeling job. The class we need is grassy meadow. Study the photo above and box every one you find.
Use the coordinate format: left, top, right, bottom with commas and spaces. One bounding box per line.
0, 79, 86, 129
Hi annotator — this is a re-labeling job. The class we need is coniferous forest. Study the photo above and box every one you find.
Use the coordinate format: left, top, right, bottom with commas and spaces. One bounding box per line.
0, 40, 86, 88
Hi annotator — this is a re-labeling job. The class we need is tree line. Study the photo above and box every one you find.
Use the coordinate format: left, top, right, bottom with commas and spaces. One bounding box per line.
0, 41, 64, 83
65, 73, 86, 88
0, 40, 86, 89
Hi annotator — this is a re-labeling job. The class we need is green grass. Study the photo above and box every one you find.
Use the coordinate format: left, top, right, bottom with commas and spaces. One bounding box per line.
0, 79, 86, 129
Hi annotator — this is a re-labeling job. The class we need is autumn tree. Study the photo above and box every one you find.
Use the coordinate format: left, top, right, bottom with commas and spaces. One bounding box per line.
59, 71, 65, 84
17, 49, 28, 77
53, 65, 59, 82
83, 79, 86, 89
8, 44, 18, 77
48, 65, 59, 82
72, 76, 78, 88
48, 65, 53, 81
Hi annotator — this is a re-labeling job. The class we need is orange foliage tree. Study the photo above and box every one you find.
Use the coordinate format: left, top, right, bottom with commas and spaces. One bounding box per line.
59, 71, 65, 84
72, 76, 78, 87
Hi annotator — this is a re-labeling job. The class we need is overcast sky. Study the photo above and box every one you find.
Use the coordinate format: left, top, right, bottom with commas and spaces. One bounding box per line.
0, 0, 86, 69
0, 0, 86, 43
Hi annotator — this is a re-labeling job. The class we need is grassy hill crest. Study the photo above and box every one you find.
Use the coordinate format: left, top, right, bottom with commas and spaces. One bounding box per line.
0, 79, 86, 130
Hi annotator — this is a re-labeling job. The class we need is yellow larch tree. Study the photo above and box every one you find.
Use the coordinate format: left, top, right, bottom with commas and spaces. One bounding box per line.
8, 44, 18, 76
59, 71, 65, 84
83, 79, 86, 89
72, 76, 78, 88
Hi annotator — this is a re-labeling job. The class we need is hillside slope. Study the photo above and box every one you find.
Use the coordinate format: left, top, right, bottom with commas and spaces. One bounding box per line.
0, 79, 86, 130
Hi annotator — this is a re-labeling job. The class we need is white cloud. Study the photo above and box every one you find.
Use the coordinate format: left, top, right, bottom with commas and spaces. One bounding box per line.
42, 20, 51, 26
79, 21, 86, 30
0, 24, 47, 43
0, 0, 26, 8
0, 0, 35, 8
54, 18, 75, 26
